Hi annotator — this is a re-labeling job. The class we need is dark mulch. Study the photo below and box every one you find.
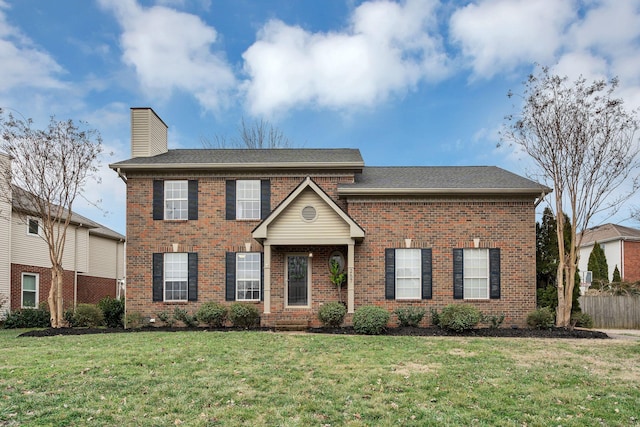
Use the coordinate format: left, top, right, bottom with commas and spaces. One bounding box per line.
17, 325, 609, 339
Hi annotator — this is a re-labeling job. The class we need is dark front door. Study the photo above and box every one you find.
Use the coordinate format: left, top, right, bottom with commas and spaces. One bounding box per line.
287, 255, 308, 306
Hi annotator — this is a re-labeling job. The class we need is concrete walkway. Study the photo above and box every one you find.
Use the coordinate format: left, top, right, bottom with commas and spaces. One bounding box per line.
597, 329, 640, 341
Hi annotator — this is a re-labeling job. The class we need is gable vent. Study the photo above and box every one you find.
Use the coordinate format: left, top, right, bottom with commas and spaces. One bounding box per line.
301, 205, 317, 222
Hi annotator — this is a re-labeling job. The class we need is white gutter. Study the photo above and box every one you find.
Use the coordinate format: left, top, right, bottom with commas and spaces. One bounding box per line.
336, 187, 550, 196
109, 162, 365, 171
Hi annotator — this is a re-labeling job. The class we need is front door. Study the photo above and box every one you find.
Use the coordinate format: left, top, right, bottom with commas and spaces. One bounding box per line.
287, 255, 308, 306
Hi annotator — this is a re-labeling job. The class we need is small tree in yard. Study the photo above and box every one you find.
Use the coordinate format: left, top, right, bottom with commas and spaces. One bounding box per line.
503, 67, 640, 327
0, 110, 102, 327
612, 265, 621, 283
587, 241, 609, 285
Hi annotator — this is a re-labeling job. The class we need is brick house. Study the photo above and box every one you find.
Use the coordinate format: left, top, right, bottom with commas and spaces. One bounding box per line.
110, 108, 550, 328
578, 223, 640, 284
0, 154, 125, 315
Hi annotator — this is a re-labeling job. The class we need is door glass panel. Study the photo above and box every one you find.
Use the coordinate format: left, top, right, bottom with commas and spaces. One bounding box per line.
287, 256, 308, 306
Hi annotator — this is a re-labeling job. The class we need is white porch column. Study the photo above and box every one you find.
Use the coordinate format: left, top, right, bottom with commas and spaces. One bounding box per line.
347, 242, 355, 313
263, 243, 271, 314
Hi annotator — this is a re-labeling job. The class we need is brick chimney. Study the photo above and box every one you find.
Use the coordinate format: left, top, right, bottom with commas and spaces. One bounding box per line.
130, 107, 168, 158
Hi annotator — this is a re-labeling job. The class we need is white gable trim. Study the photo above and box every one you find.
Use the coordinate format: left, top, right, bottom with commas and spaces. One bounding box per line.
252, 177, 364, 242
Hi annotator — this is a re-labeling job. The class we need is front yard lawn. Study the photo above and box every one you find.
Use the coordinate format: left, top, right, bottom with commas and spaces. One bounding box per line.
1, 329, 638, 426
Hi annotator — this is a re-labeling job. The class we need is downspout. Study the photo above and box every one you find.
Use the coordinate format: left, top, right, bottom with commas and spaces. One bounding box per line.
74, 225, 80, 310
621, 239, 624, 281
116, 168, 127, 184
534, 191, 547, 208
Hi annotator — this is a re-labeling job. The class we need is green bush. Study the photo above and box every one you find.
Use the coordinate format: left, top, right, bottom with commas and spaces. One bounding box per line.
353, 305, 390, 335
3, 308, 51, 328
97, 297, 124, 328
318, 302, 347, 328
157, 310, 176, 327
526, 307, 555, 329
196, 302, 228, 327
229, 303, 260, 328
571, 312, 594, 328
69, 304, 104, 327
394, 306, 426, 327
482, 313, 506, 329
438, 304, 482, 332
173, 307, 198, 327
125, 311, 144, 329
430, 308, 440, 327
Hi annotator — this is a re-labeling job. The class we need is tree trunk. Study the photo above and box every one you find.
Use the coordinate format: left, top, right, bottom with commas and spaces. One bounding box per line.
48, 265, 64, 328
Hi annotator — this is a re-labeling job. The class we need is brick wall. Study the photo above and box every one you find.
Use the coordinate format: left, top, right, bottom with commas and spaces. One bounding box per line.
125, 173, 537, 327
77, 275, 117, 304
10, 264, 75, 311
623, 241, 640, 282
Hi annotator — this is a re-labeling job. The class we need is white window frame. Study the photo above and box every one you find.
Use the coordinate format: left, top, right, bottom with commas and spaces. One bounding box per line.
463, 248, 489, 300
164, 180, 188, 220
236, 252, 261, 301
27, 217, 40, 236
164, 253, 188, 301
236, 180, 261, 220
395, 249, 421, 300
21, 273, 39, 308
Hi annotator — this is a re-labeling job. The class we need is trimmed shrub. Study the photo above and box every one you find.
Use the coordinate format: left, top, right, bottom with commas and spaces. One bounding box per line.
69, 304, 104, 327
196, 302, 228, 327
3, 308, 50, 328
318, 302, 347, 328
394, 306, 426, 327
353, 305, 390, 335
571, 312, 594, 328
125, 311, 144, 329
157, 310, 176, 327
229, 303, 260, 328
438, 304, 482, 332
430, 308, 441, 327
97, 297, 124, 328
483, 313, 506, 329
173, 307, 198, 327
526, 307, 555, 329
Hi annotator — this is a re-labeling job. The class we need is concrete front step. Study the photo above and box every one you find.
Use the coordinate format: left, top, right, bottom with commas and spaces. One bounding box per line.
274, 319, 310, 331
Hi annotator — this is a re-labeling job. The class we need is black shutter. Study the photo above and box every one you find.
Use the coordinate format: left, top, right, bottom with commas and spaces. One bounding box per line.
152, 253, 163, 301
260, 180, 270, 220
453, 249, 464, 299
260, 252, 264, 302
188, 180, 198, 220
225, 180, 236, 220
188, 253, 198, 301
153, 180, 164, 220
225, 252, 236, 301
421, 248, 432, 300
489, 248, 501, 299
385, 248, 395, 300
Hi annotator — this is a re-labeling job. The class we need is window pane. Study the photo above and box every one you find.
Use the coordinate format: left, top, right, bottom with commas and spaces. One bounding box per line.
164, 181, 188, 220
164, 253, 188, 301
236, 180, 260, 220
395, 249, 421, 299
28, 219, 39, 235
463, 249, 489, 299
237, 253, 261, 300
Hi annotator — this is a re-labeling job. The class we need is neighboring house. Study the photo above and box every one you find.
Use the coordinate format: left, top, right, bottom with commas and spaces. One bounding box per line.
109, 108, 550, 327
0, 153, 126, 315
578, 223, 640, 284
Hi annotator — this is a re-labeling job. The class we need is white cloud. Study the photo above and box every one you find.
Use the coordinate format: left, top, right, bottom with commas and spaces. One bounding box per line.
98, 0, 235, 112
241, 0, 449, 116
450, 0, 576, 78
0, 2, 66, 93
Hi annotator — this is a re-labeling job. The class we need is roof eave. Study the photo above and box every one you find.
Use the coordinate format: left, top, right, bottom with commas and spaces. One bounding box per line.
109, 161, 365, 171
337, 187, 551, 196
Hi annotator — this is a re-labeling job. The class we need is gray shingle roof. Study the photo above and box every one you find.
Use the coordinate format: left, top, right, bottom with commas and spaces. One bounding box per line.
579, 223, 640, 246
338, 166, 551, 195
110, 148, 364, 169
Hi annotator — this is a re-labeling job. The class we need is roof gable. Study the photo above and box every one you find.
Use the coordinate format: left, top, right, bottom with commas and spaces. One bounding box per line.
580, 223, 640, 246
253, 177, 364, 243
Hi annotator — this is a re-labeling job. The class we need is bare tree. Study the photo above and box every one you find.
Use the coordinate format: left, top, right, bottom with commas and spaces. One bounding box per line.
0, 110, 102, 327
201, 117, 294, 148
502, 67, 640, 327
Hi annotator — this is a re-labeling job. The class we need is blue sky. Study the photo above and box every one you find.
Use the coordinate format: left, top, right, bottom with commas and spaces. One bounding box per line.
1, 0, 640, 235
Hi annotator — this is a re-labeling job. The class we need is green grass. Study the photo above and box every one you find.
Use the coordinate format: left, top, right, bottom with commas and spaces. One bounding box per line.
1, 330, 639, 426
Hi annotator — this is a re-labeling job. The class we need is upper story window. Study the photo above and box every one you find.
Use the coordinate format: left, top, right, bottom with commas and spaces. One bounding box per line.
153, 180, 198, 221
164, 180, 188, 220
27, 218, 39, 236
226, 179, 270, 221
236, 180, 261, 220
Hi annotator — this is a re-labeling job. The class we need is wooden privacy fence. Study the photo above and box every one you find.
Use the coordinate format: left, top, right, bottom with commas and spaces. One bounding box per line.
579, 295, 640, 329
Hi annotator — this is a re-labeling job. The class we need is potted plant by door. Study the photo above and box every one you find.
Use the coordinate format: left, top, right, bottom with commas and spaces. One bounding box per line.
329, 258, 346, 304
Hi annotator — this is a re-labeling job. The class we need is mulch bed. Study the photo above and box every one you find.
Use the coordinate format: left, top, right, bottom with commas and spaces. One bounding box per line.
18, 325, 610, 339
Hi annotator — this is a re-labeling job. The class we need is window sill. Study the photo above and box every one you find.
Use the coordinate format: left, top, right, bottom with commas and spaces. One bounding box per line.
162, 219, 189, 223
161, 301, 189, 304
